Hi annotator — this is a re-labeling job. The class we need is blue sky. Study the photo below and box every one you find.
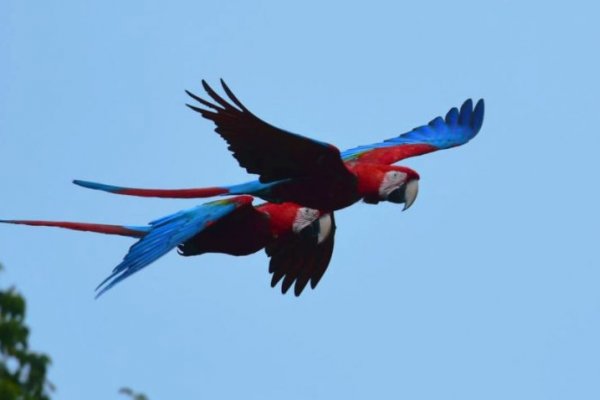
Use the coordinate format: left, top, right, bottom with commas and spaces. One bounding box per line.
2, 1, 599, 399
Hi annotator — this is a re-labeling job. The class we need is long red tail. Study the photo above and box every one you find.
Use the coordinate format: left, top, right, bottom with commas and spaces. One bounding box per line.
0, 220, 148, 238
73, 179, 229, 198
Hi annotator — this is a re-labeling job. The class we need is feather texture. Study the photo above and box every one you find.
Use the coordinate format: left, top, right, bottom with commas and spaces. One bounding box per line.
95, 196, 253, 297
186, 80, 354, 184
341, 99, 484, 164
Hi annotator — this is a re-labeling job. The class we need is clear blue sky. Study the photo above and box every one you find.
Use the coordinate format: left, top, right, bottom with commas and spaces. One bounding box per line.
2, 1, 599, 399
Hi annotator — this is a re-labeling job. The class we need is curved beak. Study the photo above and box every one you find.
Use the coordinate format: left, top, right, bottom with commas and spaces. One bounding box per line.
386, 179, 419, 210
402, 179, 419, 211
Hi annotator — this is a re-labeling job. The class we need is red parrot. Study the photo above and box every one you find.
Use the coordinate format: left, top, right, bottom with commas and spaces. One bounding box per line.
73, 80, 484, 212
1, 196, 336, 297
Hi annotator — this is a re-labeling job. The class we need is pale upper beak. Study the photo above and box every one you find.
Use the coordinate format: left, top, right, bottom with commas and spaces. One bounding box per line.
402, 179, 419, 211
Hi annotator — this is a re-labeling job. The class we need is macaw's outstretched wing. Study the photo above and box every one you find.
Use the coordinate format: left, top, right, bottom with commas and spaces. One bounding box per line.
95, 195, 254, 297
177, 202, 271, 257
342, 99, 485, 164
266, 213, 336, 296
186, 80, 355, 185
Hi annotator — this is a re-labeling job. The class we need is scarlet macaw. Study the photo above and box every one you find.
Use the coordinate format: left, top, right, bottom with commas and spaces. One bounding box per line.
73, 80, 484, 212
1, 196, 336, 297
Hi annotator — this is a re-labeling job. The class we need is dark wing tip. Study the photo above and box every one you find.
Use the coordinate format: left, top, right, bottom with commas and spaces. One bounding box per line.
185, 89, 226, 112
200, 79, 209, 90
471, 99, 485, 133
185, 103, 205, 114
271, 272, 284, 288
281, 276, 294, 294
200, 79, 240, 111
185, 89, 202, 103
219, 79, 249, 112
458, 98, 474, 127
310, 273, 324, 289
461, 98, 473, 111
294, 278, 311, 296
444, 107, 459, 125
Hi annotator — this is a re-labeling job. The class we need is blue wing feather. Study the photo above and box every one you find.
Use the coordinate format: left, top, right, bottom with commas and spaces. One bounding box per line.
341, 98, 484, 163
95, 196, 252, 297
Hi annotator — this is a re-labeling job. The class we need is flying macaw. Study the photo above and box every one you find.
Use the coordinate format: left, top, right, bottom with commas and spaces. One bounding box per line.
1, 196, 336, 297
73, 80, 484, 212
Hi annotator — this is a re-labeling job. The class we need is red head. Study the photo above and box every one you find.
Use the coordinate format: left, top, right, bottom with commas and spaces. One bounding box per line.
257, 202, 322, 237
348, 163, 420, 210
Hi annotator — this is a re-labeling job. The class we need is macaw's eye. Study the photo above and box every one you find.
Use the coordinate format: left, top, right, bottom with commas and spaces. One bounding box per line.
387, 170, 406, 184
293, 207, 319, 233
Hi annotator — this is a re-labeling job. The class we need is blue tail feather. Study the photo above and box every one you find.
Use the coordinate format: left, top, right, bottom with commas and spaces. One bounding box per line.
73, 179, 121, 193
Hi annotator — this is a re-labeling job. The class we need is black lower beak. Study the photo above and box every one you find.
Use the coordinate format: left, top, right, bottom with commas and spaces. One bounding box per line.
299, 219, 320, 241
387, 187, 406, 204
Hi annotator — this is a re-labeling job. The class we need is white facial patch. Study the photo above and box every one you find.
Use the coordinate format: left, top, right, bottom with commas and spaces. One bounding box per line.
378, 170, 407, 198
292, 207, 320, 233
317, 214, 333, 244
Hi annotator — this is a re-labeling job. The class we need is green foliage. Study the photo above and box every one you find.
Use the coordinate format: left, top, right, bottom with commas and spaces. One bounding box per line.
119, 387, 149, 400
0, 263, 53, 400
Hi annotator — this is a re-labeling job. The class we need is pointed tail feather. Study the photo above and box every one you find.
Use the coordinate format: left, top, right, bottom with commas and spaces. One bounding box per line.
73, 179, 279, 200
0, 219, 149, 238
73, 179, 230, 198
